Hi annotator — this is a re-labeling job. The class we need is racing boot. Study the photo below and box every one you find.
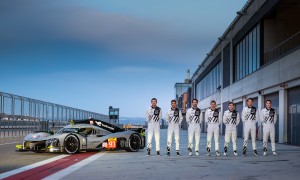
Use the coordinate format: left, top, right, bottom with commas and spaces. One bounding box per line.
254, 150, 258, 156
157, 151, 161, 156
147, 148, 151, 156
167, 147, 170, 156
206, 147, 211, 156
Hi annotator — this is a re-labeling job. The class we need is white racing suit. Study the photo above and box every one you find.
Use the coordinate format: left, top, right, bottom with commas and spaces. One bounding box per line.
166, 108, 183, 152
223, 110, 240, 152
242, 106, 258, 152
205, 108, 221, 152
186, 107, 202, 152
261, 108, 277, 152
146, 106, 162, 152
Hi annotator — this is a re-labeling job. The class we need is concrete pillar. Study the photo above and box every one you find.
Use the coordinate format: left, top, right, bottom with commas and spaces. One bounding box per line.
278, 89, 288, 143
257, 94, 264, 140
220, 90, 223, 135
242, 98, 246, 139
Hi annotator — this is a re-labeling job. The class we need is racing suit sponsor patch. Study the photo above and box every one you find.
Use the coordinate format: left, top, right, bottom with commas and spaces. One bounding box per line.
251, 107, 256, 114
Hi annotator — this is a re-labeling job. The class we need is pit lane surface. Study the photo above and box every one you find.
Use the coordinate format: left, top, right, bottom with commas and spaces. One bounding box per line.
1, 129, 300, 180
0, 141, 60, 174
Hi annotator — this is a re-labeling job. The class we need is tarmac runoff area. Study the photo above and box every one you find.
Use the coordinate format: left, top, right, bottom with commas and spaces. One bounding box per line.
0, 129, 300, 180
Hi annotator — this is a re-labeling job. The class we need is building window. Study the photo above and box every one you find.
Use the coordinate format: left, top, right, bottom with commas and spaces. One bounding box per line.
235, 23, 260, 81
196, 62, 222, 101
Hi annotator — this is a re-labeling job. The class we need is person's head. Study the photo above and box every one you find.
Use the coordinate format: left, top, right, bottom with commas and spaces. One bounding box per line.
171, 100, 177, 109
228, 102, 235, 111
266, 99, 272, 109
210, 100, 216, 110
247, 98, 253, 107
192, 98, 198, 108
151, 98, 157, 107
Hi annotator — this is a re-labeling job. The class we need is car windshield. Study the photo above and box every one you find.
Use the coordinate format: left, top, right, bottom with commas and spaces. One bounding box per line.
56, 128, 78, 134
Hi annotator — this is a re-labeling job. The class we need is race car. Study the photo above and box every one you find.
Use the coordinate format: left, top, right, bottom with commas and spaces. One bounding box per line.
16, 118, 145, 154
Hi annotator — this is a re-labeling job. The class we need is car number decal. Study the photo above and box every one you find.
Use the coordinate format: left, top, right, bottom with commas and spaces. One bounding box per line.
107, 138, 117, 149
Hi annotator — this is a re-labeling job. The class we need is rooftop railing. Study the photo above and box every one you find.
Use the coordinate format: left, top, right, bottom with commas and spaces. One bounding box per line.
264, 31, 300, 64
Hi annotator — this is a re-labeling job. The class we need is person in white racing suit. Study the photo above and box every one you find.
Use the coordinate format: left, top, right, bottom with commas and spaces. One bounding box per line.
205, 100, 222, 156
261, 99, 277, 156
166, 100, 183, 156
242, 98, 259, 156
223, 102, 240, 156
186, 98, 202, 156
146, 98, 162, 156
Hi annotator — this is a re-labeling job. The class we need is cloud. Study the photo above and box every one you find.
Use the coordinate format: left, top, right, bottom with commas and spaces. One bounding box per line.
0, 1, 212, 64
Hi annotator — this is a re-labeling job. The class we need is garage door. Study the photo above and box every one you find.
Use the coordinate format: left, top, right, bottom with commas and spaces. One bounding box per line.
288, 87, 300, 145
264, 92, 279, 142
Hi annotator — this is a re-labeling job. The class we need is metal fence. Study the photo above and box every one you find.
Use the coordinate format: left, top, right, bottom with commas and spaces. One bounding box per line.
264, 30, 300, 64
0, 91, 109, 138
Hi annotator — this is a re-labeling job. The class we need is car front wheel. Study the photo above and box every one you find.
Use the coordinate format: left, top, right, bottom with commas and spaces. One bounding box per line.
64, 134, 79, 154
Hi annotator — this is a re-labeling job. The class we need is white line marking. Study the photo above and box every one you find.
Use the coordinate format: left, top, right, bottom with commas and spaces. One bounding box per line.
0, 155, 69, 179
0, 142, 21, 146
42, 153, 107, 180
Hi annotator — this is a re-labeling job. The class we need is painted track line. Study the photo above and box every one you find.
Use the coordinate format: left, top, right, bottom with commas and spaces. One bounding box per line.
0, 142, 21, 146
43, 153, 106, 180
1, 152, 102, 180
0, 155, 69, 179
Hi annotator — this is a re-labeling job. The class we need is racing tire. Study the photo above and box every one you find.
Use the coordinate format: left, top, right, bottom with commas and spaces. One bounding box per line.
126, 133, 142, 152
64, 134, 80, 154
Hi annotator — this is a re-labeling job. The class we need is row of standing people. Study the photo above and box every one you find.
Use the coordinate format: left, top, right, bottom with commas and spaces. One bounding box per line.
146, 98, 277, 157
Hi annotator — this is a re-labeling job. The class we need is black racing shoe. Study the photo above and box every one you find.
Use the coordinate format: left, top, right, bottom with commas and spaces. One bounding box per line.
224, 146, 228, 154
243, 146, 247, 156
157, 151, 161, 156
254, 150, 258, 156
167, 151, 170, 156
188, 148, 192, 156
206, 147, 211, 156
176, 151, 180, 156
147, 151, 150, 156
234, 150, 238, 156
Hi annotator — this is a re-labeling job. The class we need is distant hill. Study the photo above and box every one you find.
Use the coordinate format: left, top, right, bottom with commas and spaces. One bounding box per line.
119, 117, 146, 125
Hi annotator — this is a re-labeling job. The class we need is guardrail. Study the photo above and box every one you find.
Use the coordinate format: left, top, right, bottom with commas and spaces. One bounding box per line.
264, 31, 300, 64
0, 91, 109, 138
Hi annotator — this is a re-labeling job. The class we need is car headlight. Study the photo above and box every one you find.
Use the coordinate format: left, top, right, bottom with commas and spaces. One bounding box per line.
46, 138, 60, 147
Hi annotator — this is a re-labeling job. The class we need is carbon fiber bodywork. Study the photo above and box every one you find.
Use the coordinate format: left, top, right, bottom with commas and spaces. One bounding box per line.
17, 119, 145, 154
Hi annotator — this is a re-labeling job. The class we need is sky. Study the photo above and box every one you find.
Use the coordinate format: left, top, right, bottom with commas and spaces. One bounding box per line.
0, 0, 247, 118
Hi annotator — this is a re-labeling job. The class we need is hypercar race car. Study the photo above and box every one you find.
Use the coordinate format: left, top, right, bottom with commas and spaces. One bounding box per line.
16, 118, 145, 154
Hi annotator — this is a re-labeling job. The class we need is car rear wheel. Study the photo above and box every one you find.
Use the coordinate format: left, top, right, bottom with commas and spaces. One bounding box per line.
126, 133, 142, 152
64, 134, 79, 154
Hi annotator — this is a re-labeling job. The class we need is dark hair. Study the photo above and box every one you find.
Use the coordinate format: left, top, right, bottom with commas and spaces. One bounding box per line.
266, 99, 272, 103
171, 100, 176, 103
228, 102, 235, 106
247, 98, 253, 102
192, 98, 198, 103
151, 98, 157, 102
210, 100, 216, 104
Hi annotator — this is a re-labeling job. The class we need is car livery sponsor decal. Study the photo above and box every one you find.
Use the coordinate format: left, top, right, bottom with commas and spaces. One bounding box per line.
102, 142, 108, 148
95, 121, 115, 131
